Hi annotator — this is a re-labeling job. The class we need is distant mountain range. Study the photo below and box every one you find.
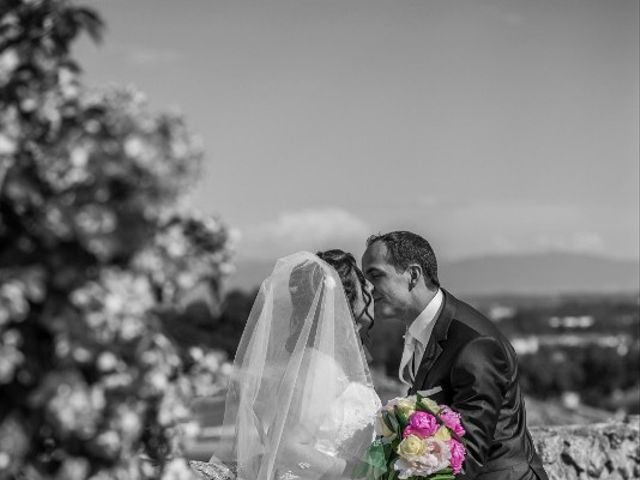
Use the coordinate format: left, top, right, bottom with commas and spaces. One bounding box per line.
226, 253, 639, 295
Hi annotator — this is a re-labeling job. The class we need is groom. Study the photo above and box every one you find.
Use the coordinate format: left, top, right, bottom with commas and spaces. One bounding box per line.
362, 231, 548, 480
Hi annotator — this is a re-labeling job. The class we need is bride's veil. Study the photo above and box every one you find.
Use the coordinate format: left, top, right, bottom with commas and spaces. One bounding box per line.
211, 252, 376, 479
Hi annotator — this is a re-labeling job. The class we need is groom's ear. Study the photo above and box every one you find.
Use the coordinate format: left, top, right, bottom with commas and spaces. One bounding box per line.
407, 265, 422, 291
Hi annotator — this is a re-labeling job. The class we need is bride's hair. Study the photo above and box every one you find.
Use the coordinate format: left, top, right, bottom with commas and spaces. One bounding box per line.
316, 249, 374, 331
285, 260, 325, 353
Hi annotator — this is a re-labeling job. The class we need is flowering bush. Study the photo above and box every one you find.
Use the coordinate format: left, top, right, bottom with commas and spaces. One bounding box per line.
0, 1, 233, 479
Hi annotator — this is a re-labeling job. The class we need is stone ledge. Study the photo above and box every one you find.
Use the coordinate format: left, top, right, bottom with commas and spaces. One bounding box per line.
190, 460, 236, 480
529, 416, 639, 480
190, 416, 640, 480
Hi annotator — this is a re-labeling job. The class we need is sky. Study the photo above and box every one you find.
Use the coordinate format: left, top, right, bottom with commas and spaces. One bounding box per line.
74, 0, 639, 262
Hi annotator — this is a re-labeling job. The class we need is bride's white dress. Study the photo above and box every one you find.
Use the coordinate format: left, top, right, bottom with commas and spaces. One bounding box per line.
274, 348, 381, 479
314, 381, 381, 458
211, 252, 381, 480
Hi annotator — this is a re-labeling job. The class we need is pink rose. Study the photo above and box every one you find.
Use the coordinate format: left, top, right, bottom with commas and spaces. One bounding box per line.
402, 411, 438, 438
425, 438, 451, 467
448, 439, 466, 474
402, 425, 418, 438
440, 407, 466, 437
394, 439, 451, 478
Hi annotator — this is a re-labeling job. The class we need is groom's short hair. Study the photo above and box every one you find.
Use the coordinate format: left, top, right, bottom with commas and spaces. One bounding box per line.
366, 231, 440, 289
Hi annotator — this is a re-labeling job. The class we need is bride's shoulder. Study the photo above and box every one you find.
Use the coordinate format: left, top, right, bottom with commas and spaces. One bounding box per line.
341, 381, 381, 407
304, 346, 337, 365
303, 347, 346, 377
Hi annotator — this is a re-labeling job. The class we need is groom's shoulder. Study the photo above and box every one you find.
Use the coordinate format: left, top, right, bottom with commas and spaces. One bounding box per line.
445, 290, 504, 341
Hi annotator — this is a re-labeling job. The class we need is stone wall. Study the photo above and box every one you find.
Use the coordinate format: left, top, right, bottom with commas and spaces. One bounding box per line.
190, 416, 640, 480
530, 416, 639, 480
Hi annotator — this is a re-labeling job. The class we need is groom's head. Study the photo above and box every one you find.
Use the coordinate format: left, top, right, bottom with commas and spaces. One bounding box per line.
362, 231, 439, 325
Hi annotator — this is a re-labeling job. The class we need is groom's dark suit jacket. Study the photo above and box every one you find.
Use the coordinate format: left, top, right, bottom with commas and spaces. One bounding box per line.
409, 290, 548, 480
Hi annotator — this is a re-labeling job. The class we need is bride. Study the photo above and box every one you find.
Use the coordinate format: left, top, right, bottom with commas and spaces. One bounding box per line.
210, 250, 381, 479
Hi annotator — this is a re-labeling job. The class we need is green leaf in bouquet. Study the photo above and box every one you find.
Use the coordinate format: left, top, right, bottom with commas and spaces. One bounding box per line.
354, 440, 389, 479
428, 468, 455, 480
386, 466, 399, 480
381, 434, 397, 445
415, 392, 441, 415
418, 396, 441, 415
393, 406, 409, 428
383, 441, 396, 459
383, 410, 401, 436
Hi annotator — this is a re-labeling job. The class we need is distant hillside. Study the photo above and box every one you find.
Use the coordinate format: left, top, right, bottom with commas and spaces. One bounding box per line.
441, 253, 639, 295
227, 253, 639, 295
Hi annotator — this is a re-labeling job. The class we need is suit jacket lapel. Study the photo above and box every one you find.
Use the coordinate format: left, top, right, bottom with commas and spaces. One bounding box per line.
410, 289, 457, 394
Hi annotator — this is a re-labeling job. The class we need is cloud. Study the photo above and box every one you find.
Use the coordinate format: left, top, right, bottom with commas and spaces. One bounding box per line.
238, 208, 371, 260
423, 201, 611, 258
535, 232, 606, 254
445, 202, 583, 231
126, 48, 181, 67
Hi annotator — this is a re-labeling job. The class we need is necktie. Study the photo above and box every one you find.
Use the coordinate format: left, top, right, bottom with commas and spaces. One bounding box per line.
399, 333, 417, 386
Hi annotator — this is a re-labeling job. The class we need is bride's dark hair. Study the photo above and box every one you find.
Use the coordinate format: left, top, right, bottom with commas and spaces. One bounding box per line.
316, 249, 374, 332
285, 260, 325, 353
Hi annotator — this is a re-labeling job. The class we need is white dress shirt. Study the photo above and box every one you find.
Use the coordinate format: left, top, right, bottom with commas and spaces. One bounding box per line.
399, 288, 444, 385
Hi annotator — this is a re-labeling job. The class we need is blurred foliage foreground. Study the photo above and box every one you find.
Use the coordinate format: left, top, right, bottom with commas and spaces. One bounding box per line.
0, 1, 234, 479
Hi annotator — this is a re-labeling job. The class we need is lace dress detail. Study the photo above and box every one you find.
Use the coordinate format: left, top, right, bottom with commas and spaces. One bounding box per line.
274, 349, 381, 480
277, 381, 380, 480
314, 381, 381, 458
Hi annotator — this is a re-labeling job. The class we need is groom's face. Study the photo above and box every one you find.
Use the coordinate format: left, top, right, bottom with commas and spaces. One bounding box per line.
362, 241, 412, 323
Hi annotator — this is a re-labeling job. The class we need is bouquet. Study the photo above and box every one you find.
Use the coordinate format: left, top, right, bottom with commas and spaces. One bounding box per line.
358, 394, 467, 480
